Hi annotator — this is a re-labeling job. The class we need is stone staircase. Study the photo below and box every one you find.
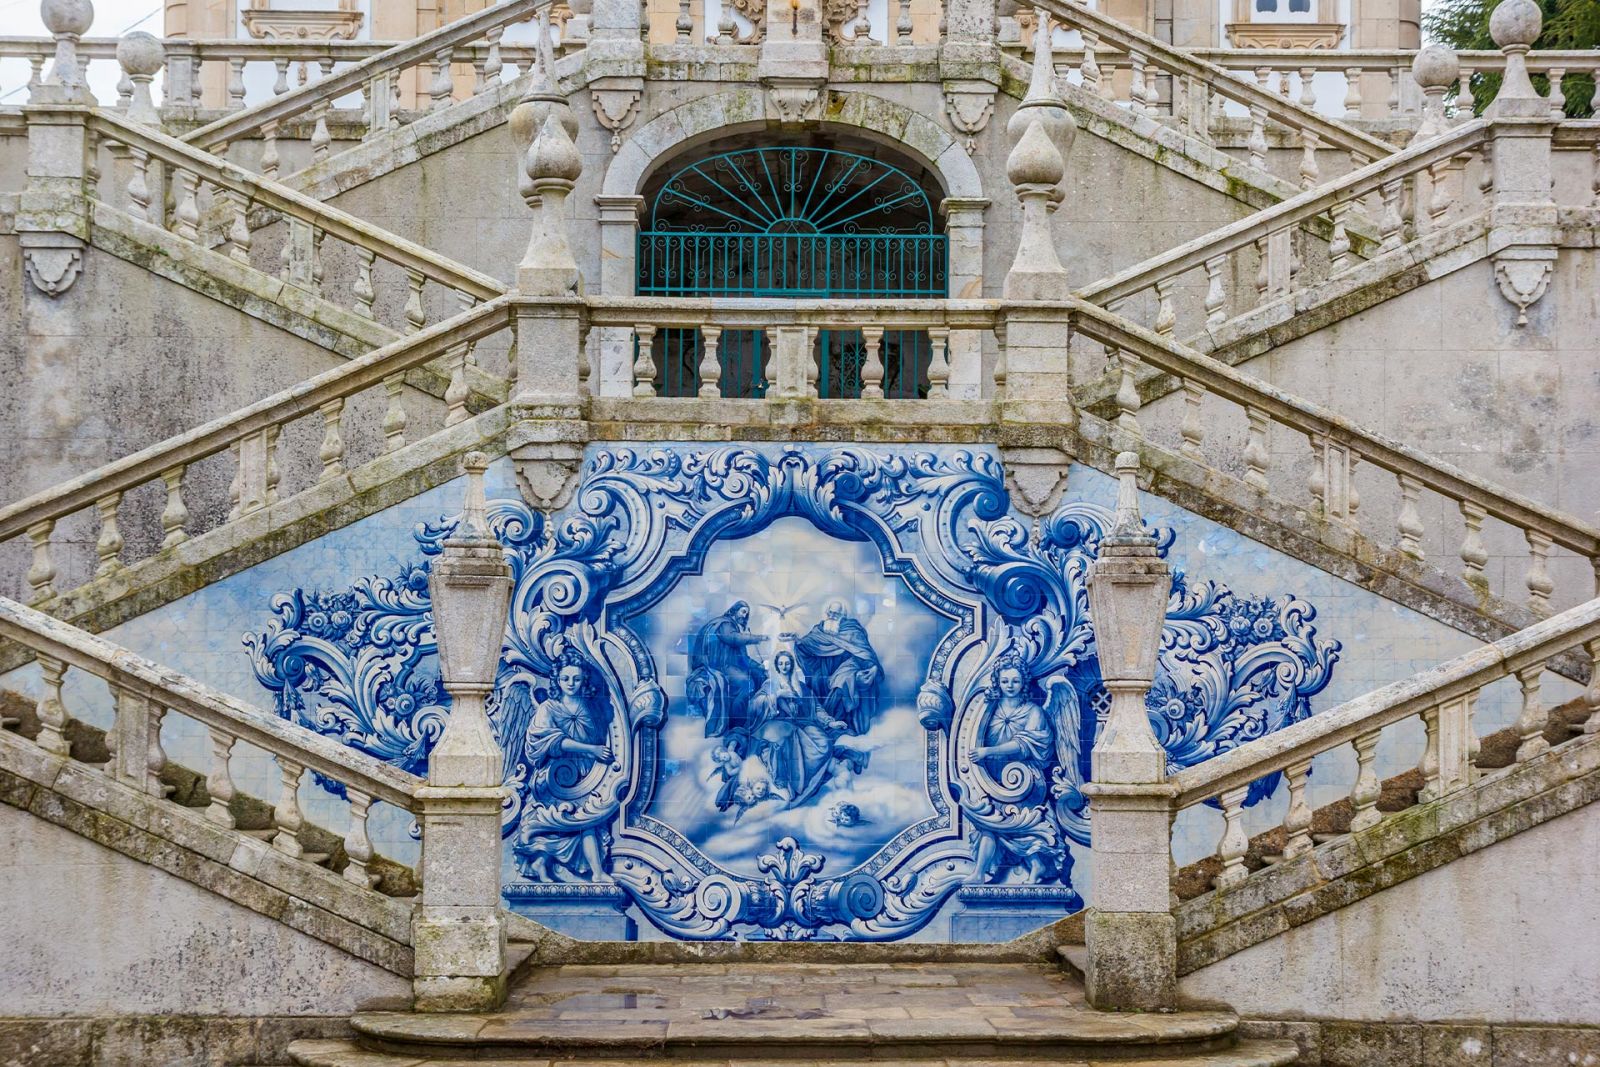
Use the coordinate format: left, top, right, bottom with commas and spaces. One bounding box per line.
282, 961, 1299, 1066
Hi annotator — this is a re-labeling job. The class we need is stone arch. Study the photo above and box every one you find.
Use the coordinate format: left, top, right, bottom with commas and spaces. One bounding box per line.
600, 89, 985, 201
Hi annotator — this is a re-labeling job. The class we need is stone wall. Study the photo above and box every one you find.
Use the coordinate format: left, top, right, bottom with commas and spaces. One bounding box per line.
0, 803, 409, 1066
1181, 800, 1600, 1063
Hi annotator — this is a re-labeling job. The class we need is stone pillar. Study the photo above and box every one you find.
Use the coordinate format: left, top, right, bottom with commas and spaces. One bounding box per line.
594, 195, 643, 397
413, 453, 515, 1013
940, 196, 989, 399
757, 0, 827, 122
1484, 0, 1558, 327
1082, 453, 1177, 1013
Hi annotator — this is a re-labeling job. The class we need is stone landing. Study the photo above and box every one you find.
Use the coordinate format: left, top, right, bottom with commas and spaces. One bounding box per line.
285, 962, 1299, 1065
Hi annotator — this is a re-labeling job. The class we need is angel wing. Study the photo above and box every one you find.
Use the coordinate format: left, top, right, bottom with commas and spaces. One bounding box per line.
489, 673, 539, 779
1044, 673, 1082, 779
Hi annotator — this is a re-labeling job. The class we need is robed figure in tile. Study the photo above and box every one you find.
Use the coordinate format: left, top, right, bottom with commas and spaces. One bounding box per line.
795, 600, 884, 735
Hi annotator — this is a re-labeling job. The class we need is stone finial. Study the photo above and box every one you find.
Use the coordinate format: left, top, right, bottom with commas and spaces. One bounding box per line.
1107, 451, 1155, 545
1005, 9, 1077, 174
116, 31, 164, 125
1488, 0, 1543, 112
1412, 44, 1458, 140
457, 451, 492, 541
515, 112, 583, 295
1003, 118, 1069, 299
41, 0, 93, 91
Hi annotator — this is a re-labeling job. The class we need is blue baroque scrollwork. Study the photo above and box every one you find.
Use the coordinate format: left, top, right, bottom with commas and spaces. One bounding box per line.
245, 444, 1340, 942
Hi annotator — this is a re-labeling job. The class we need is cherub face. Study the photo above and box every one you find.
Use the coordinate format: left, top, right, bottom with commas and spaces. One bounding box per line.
997, 667, 1025, 697
557, 664, 585, 696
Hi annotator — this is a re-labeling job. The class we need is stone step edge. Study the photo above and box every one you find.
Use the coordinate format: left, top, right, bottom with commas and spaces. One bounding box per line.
286, 1036, 1299, 1066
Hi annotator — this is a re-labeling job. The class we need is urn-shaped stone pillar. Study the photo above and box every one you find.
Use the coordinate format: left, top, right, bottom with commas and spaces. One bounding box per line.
116, 31, 165, 126
414, 452, 515, 1012
1082, 452, 1178, 1013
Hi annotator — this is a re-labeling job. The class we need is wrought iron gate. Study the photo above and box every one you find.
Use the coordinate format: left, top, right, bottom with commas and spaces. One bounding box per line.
636, 146, 948, 399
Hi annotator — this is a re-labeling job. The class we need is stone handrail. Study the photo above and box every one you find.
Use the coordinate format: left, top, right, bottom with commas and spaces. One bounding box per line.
1164, 596, 1600, 889
1078, 119, 1491, 321
1069, 298, 1600, 613
0, 294, 517, 607
182, 0, 546, 151
86, 108, 505, 309
586, 296, 999, 399
1034, 0, 1395, 163
0, 594, 423, 893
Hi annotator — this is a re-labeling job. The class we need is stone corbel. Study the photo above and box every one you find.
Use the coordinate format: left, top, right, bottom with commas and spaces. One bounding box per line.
943, 81, 996, 154
512, 443, 586, 512
20, 231, 83, 297
764, 79, 824, 124
1492, 246, 1555, 326
589, 78, 643, 153
1001, 445, 1074, 519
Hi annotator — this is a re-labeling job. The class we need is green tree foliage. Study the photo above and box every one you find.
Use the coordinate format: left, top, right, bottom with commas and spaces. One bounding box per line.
1422, 0, 1597, 116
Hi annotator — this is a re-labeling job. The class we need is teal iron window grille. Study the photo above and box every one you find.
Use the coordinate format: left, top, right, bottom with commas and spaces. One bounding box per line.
636, 147, 948, 399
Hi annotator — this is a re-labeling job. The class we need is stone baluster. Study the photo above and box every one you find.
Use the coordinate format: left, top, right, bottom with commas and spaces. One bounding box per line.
632, 325, 659, 396
717, 2, 736, 43
27, 53, 46, 98
1214, 786, 1250, 889
261, 120, 281, 180
698, 325, 723, 398
445, 344, 472, 427
1386, 65, 1401, 116
26, 520, 57, 604
1246, 106, 1267, 170
1377, 180, 1404, 253
1129, 54, 1148, 117
1525, 529, 1554, 615
1459, 500, 1489, 587
1453, 65, 1474, 120
1099, 60, 1117, 102
94, 492, 124, 576
172, 167, 201, 243
317, 398, 346, 480
1179, 380, 1206, 460
1201, 256, 1227, 326
33, 654, 71, 757
860, 327, 886, 399
1515, 664, 1551, 762
225, 190, 252, 265
677, 0, 693, 41
1583, 640, 1600, 735
227, 56, 246, 108
1242, 407, 1270, 491
144, 700, 169, 796
156, 466, 189, 547
382, 373, 409, 452
1297, 66, 1316, 110
1113, 347, 1141, 438
1083, 452, 1176, 1012
125, 146, 152, 222
1328, 201, 1352, 273
1394, 474, 1425, 559
272, 57, 290, 95
352, 248, 376, 318
1079, 30, 1101, 96
343, 788, 376, 887
271, 757, 307, 857
310, 101, 331, 162
430, 48, 454, 110
1299, 131, 1321, 190
1343, 67, 1362, 119
897, 0, 913, 42
415, 451, 516, 1011
926, 327, 951, 399
1591, 137, 1600, 208
1152, 279, 1175, 337
1281, 758, 1314, 858
483, 27, 504, 87
1546, 68, 1566, 118
205, 727, 236, 827
1349, 728, 1383, 831
403, 269, 427, 334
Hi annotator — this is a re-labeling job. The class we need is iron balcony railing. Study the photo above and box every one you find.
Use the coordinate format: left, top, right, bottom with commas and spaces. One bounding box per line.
636, 232, 948, 299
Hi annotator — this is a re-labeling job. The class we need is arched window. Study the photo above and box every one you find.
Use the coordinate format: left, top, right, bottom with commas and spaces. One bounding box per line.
637, 143, 948, 399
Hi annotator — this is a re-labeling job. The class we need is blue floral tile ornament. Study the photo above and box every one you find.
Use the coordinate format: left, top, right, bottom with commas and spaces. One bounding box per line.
245, 444, 1340, 942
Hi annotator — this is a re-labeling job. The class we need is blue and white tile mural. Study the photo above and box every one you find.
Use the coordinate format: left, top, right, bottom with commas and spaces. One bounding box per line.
241, 443, 1342, 942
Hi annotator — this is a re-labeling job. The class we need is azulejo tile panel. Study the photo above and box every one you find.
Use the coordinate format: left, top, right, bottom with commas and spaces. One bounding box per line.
243, 443, 1341, 942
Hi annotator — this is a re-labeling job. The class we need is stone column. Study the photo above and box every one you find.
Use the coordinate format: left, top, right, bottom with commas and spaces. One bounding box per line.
593, 194, 645, 397
1483, 0, 1558, 326
940, 197, 989, 399
1082, 452, 1177, 1013
413, 453, 515, 1013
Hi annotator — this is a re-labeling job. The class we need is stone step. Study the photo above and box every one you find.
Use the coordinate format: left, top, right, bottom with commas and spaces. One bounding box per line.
334, 963, 1246, 1063
285, 1037, 1301, 1066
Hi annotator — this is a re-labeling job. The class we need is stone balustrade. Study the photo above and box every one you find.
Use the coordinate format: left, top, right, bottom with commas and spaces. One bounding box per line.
1168, 595, 1600, 890
1079, 118, 1493, 338
0, 294, 517, 611
83, 109, 505, 324
0, 592, 423, 887
583, 297, 997, 399
1071, 299, 1600, 619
